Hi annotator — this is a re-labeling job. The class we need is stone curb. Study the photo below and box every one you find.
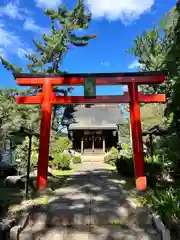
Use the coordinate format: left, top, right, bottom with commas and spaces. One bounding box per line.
127, 198, 171, 240
151, 212, 171, 240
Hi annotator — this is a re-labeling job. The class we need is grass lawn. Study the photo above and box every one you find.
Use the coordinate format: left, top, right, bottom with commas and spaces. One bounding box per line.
104, 165, 116, 171
52, 168, 76, 176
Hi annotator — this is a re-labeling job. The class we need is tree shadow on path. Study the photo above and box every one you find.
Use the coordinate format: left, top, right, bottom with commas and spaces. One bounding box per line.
17, 168, 160, 239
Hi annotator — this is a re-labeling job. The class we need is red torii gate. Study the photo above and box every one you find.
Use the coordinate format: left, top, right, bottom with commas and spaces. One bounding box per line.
15, 72, 166, 192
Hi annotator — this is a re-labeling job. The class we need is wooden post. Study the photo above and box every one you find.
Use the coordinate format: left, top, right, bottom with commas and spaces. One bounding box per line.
37, 79, 52, 191
92, 136, 95, 152
128, 81, 146, 191
81, 137, 84, 154
103, 137, 106, 152
9, 138, 13, 164
117, 125, 121, 143
25, 135, 32, 199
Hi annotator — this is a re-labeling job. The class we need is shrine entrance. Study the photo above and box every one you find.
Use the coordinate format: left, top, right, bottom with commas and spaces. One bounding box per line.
84, 134, 92, 150
94, 135, 103, 149
15, 72, 166, 192
84, 130, 103, 152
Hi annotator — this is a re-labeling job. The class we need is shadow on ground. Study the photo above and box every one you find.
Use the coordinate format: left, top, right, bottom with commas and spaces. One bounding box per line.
14, 167, 160, 239
0, 177, 24, 218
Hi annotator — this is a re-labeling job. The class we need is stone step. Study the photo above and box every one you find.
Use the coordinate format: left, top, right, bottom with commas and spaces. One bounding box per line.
83, 153, 104, 156
81, 154, 105, 162
19, 225, 160, 240
16, 203, 153, 229
82, 158, 104, 163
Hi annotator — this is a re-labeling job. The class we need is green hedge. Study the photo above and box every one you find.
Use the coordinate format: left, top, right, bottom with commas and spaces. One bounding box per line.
52, 152, 71, 170
115, 156, 162, 180
115, 157, 134, 177
104, 146, 162, 186
104, 147, 119, 165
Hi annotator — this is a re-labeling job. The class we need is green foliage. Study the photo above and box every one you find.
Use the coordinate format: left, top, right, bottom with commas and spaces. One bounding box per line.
50, 137, 72, 170
115, 157, 135, 177
104, 147, 120, 166
50, 137, 72, 155
31, 151, 38, 168
127, 3, 180, 225
104, 144, 133, 167
15, 137, 30, 174
52, 152, 71, 170
0, 89, 40, 145
127, 4, 180, 131
127, 7, 178, 98
121, 143, 128, 150
104, 144, 162, 179
148, 187, 180, 221
15, 136, 39, 174
140, 104, 166, 130
150, 134, 180, 175
71, 155, 82, 164
118, 122, 130, 144
120, 143, 133, 159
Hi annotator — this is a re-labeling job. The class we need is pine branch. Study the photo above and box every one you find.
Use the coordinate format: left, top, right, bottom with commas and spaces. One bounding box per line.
32, 40, 45, 53
0, 57, 23, 75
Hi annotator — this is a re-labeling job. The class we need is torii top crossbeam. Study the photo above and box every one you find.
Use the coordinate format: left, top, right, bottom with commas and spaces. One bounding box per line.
15, 72, 166, 192
15, 72, 165, 85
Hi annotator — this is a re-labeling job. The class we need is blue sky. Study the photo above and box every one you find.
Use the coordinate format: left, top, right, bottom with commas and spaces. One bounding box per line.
0, 0, 176, 96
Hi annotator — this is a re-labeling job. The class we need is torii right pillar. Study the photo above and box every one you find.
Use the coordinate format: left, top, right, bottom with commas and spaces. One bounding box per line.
128, 77, 166, 191
128, 81, 145, 190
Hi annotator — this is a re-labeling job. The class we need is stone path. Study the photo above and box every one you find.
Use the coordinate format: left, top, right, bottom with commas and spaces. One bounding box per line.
19, 162, 161, 240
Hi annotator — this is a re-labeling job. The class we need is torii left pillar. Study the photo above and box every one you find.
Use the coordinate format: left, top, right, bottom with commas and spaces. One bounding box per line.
37, 79, 52, 190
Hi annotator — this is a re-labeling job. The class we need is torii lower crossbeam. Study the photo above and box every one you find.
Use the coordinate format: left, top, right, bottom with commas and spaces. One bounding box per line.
15, 72, 166, 192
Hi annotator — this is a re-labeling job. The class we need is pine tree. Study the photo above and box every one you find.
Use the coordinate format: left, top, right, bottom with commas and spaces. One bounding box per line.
127, 5, 180, 136
0, 0, 96, 131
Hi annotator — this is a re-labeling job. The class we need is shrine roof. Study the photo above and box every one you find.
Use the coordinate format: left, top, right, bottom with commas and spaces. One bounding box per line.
63, 104, 124, 130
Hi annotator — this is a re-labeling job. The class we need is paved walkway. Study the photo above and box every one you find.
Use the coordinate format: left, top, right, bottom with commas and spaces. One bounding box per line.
20, 162, 161, 240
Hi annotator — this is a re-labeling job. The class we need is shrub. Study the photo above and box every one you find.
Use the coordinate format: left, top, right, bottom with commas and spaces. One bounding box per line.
72, 155, 82, 164
104, 144, 162, 179
52, 152, 71, 170
50, 137, 72, 155
148, 187, 180, 221
15, 136, 39, 174
104, 144, 134, 177
104, 147, 119, 165
31, 151, 38, 169
115, 156, 162, 179
120, 143, 133, 159
115, 157, 134, 177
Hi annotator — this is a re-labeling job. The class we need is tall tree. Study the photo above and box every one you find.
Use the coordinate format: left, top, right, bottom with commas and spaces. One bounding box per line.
0, 88, 40, 155
127, 7, 178, 97
127, 5, 180, 134
166, 1, 180, 77
0, 0, 96, 131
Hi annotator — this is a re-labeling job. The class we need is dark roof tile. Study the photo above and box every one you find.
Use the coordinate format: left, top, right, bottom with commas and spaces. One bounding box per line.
63, 104, 124, 130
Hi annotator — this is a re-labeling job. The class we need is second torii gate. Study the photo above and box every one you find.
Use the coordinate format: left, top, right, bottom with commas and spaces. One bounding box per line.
15, 72, 166, 192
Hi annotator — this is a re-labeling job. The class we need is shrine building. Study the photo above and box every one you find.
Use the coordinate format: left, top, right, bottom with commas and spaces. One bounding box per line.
64, 104, 124, 154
